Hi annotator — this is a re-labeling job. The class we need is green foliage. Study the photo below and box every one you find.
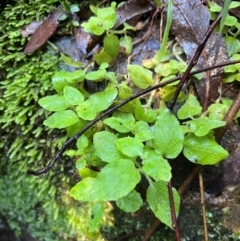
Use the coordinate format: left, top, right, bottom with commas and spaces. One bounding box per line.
36, 2, 231, 230
82, 4, 117, 35
0, 1, 109, 240
2, 0, 236, 239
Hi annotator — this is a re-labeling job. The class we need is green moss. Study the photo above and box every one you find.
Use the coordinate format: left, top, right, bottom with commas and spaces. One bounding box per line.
0, 1, 106, 240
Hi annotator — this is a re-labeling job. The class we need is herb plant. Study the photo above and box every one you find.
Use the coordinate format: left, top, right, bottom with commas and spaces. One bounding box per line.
36, 2, 231, 232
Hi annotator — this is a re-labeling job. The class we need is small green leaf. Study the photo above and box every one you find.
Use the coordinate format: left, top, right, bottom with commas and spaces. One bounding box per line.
77, 135, 89, 151
60, 53, 82, 68
90, 159, 141, 201
229, 1, 240, 9
63, 86, 84, 105
120, 35, 133, 55
147, 181, 180, 228
224, 36, 240, 56
177, 94, 202, 119
95, 51, 112, 65
103, 112, 135, 133
224, 64, 237, 73
97, 7, 116, 30
183, 133, 229, 165
116, 190, 143, 213
104, 34, 119, 58
43, 110, 78, 129
133, 121, 153, 142
52, 71, 68, 93
85, 69, 106, 81
159, 86, 186, 102
89, 203, 104, 232
208, 1, 221, 12
142, 148, 172, 182
38, 94, 69, 111
64, 70, 85, 84
224, 15, 237, 27
82, 16, 105, 35
208, 103, 229, 120
135, 105, 157, 123
77, 85, 118, 120
70, 177, 94, 201
128, 65, 153, 89
184, 117, 226, 136
94, 131, 122, 163
153, 107, 184, 158
116, 137, 144, 157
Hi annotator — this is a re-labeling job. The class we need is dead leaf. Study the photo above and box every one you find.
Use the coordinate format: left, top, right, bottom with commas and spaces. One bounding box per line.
24, 5, 64, 54
168, 0, 228, 109
74, 27, 91, 55
21, 21, 43, 37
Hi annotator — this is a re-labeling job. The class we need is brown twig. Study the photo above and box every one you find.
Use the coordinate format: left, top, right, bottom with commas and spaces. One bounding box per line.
199, 172, 208, 241
167, 181, 181, 241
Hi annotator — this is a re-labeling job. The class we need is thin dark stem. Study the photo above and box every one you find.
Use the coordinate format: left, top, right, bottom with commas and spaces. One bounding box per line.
167, 181, 181, 241
169, 11, 223, 111
26, 59, 240, 176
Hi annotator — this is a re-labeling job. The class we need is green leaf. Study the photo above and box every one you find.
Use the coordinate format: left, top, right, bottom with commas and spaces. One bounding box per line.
224, 36, 240, 56
153, 107, 184, 158
94, 131, 122, 163
120, 35, 133, 55
103, 112, 135, 133
70, 177, 95, 201
106, 71, 118, 84
128, 65, 153, 89
104, 34, 119, 58
116, 137, 144, 157
229, 1, 240, 9
133, 121, 153, 142
63, 86, 84, 105
52, 71, 69, 93
64, 70, 85, 84
159, 86, 186, 102
183, 133, 229, 165
135, 105, 157, 123
224, 64, 237, 73
85, 69, 106, 81
208, 103, 229, 120
208, 1, 221, 12
184, 117, 226, 136
97, 7, 116, 30
82, 16, 105, 35
116, 190, 143, 213
177, 94, 202, 119
60, 53, 82, 68
76, 100, 97, 120
147, 181, 180, 228
38, 94, 69, 111
142, 148, 172, 182
90, 159, 140, 201
43, 110, 78, 129
90, 159, 141, 201
77, 85, 118, 120
77, 135, 89, 150
89, 203, 104, 232
224, 15, 237, 27
95, 51, 112, 65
